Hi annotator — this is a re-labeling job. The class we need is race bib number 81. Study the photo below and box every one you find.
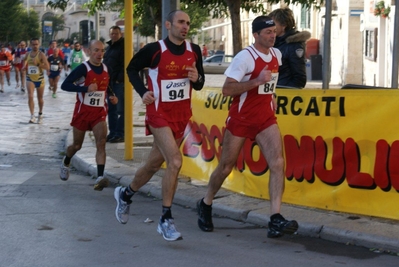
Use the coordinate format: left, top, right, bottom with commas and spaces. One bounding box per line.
161, 78, 190, 102
83, 91, 105, 107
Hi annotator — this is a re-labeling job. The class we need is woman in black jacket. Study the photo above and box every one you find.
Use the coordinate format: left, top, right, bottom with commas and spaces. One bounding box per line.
269, 7, 311, 89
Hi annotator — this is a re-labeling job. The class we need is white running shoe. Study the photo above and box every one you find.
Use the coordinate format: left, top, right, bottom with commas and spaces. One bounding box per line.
114, 186, 131, 224
29, 115, 36, 123
37, 114, 43, 124
93, 176, 109, 191
157, 217, 183, 241
60, 158, 70, 181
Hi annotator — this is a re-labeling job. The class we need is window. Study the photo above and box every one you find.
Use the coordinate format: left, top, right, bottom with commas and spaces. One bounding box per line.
365, 28, 377, 61
300, 6, 311, 29
99, 15, 106, 26
224, 55, 234, 63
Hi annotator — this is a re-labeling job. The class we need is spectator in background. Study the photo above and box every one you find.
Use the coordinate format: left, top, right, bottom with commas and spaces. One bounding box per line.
103, 25, 125, 143
138, 42, 148, 85
202, 44, 208, 60
269, 7, 310, 89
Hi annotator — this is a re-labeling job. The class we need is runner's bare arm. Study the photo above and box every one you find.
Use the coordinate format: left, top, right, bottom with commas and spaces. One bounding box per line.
39, 52, 50, 72
21, 54, 28, 70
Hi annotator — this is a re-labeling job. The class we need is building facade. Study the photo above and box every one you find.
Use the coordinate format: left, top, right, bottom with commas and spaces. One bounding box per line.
274, 1, 396, 88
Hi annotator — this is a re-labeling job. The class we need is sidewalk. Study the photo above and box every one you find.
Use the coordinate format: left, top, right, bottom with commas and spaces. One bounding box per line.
67, 75, 399, 253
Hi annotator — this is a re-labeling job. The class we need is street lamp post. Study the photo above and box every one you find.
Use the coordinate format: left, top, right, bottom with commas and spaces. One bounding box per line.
63, 26, 71, 40
162, 0, 180, 39
88, 12, 91, 43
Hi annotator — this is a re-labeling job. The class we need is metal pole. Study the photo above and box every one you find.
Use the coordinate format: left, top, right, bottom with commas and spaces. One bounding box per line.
322, 0, 332, 89
95, 12, 100, 40
391, 0, 399, 88
162, 0, 180, 39
124, 0, 134, 159
88, 12, 91, 43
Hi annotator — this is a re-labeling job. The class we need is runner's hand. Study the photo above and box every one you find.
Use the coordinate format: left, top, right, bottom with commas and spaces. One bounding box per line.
87, 83, 98, 92
256, 65, 272, 85
142, 91, 155, 105
186, 62, 198, 82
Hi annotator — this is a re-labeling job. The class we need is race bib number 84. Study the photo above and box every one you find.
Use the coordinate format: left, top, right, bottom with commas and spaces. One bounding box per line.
161, 78, 190, 102
258, 73, 279, 94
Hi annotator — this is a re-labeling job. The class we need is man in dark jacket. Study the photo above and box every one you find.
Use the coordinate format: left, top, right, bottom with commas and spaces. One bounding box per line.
270, 7, 311, 89
103, 25, 125, 143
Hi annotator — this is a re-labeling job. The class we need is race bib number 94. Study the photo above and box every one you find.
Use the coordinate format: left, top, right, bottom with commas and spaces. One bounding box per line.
258, 73, 279, 94
83, 91, 105, 107
161, 78, 190, 102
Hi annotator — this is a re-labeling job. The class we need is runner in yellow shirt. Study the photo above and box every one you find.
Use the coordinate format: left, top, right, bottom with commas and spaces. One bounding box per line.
22, 38, 49, 124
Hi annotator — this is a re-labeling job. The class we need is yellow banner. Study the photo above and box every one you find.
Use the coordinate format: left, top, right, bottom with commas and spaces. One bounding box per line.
179, 88, 399, 220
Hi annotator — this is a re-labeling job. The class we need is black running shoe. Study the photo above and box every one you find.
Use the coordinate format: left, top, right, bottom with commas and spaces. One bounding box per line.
197, 199, 214, 232
267, 215, 298, 238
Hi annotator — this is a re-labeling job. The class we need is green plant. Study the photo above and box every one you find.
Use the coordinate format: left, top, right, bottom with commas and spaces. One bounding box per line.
374, 1, 391, 18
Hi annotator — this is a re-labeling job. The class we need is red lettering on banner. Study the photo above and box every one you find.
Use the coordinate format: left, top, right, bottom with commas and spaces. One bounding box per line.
374, 140, 390, 191
199, 124, 224, 162
236, 144, 245, 172
284, 135, 315, 182
182, 121, 224, 162
314, 136, 345, 185
181, 121, 399, 193
344, 138, 375, 189
199, 123, 215, 162
182, 121, 201, 158
243, 140, 268, 175
235, 139, 269, 174
219, 136, 268, 174
389, 141, 399, 191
